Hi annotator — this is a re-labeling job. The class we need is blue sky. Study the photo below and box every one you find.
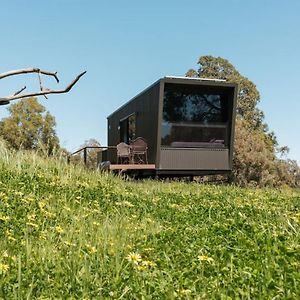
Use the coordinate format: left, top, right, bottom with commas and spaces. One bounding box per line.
0, 1, 299, 164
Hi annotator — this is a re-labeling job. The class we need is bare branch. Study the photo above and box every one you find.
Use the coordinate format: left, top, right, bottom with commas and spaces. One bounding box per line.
13, 86, 27, 96
0, 68, 59, 83
0, 71, 86, 103
38, 72, 43, 91
38, 71, 48, 99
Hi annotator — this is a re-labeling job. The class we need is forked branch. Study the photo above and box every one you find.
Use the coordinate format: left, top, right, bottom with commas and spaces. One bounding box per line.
0, 68, 86, 105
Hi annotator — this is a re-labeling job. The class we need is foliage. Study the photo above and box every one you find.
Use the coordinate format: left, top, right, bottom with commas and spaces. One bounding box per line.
71, 138, 101, 169
187, 55, 300, 187
0, 142, 299, 298
0, 97, 59, 155
233, 119, 300, 187
186, 56, 263, 130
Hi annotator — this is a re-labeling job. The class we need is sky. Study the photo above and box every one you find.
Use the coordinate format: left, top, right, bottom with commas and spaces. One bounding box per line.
0, 0, 299, 165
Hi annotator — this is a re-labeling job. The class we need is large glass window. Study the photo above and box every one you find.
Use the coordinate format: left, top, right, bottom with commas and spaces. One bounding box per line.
120, 114, 136, 143
161, 85, 229, 148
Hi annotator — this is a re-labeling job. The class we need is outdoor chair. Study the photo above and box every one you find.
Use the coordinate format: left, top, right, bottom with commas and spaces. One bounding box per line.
116, 142, 131, 164
130, 137, 148, 164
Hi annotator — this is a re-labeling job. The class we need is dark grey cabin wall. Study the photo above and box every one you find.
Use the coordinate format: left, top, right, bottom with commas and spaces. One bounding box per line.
107, 82, 161, 164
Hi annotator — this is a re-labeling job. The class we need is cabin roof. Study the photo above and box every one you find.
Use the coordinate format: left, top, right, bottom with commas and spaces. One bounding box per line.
107, 76, 237, 119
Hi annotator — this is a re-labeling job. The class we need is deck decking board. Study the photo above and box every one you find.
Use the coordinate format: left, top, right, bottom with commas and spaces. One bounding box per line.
109, 164, 155, 171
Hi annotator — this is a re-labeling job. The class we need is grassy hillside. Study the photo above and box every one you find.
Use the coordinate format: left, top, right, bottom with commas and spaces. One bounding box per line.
0, 143, 299, 299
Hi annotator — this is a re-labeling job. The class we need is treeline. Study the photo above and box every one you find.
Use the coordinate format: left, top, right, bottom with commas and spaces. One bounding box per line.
0, 97, 101, 168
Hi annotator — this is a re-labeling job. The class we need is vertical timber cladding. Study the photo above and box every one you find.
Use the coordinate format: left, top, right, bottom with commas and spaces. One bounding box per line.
159, 148, 230, 170
107, 81, 161, 164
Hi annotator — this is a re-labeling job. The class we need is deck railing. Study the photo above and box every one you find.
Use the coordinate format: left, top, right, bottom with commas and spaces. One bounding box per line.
69, 146, 116, 166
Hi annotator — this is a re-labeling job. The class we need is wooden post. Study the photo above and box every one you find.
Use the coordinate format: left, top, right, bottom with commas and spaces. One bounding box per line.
83, 147, 87, 166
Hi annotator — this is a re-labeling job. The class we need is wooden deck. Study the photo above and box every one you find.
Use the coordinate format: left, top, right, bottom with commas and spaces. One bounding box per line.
109, 164, 156, 171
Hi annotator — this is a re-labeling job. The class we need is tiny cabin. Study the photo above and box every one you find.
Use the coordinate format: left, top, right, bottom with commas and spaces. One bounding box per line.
106, 76, 237, 176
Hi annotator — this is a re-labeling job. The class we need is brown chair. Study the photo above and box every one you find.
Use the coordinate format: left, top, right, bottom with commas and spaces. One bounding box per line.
130, 137, 148, 164
116, 142, 131, 164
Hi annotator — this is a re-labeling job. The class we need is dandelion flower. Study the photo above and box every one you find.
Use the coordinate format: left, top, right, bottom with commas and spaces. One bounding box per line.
137, 265, 147, 271
55, 225, 64, 234
0, 215, 10, 221
179, 289, 192, 295
126, 252, 142, 265
38, 200, 47, 209
142, 260, 156, 268
0, 263, 9, 273
88, 246, 97, 254
198, 255, 214, 263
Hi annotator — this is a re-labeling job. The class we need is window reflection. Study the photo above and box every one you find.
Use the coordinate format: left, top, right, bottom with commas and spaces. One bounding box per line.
120, 114, 136, 144
161, 86, 229, 148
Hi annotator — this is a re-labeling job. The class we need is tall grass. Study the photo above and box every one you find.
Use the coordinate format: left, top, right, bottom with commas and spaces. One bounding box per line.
0, 142, 299, 299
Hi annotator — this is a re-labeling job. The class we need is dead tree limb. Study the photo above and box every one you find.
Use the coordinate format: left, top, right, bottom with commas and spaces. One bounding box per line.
0, 68, 86, 105
0, 68, 59, 82
37, 71, 48, 99
14, 86, 27, 96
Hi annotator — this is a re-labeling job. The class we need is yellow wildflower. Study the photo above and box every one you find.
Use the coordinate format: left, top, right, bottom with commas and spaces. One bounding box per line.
38, 200, 47, 209
137, 265, 147, 271
64, 241, 76, 247
0, 263, 9, 273
141, 260, 156, 268
55, 225, 64, 234
26, 222, 38, 229
86, 244, 97, 254
179, 289, 192, 295
0, 215, 10, 221
116, 200, 135, 207
126, 252, 142, 265
198, 255, 214, 263
143, 247, 154, 252
27, 214, 36, 221
7, 236, 16, 241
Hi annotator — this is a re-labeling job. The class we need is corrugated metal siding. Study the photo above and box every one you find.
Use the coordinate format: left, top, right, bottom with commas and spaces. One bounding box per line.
159, 148, 230, 170
107, 82, 161, 164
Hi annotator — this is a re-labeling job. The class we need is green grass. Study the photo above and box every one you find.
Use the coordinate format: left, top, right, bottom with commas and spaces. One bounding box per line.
0, 143, 299, 299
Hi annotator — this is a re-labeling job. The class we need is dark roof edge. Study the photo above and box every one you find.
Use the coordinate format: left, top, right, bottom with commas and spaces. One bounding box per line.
162, 76, 238, 88
164, 76, 226, 82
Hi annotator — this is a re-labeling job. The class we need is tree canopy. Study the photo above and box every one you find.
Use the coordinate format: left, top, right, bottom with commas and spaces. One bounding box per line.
0, 97, 60, 155
70, 138, 101, 169
187, 56, 264, 129
187, 55, 300, 187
